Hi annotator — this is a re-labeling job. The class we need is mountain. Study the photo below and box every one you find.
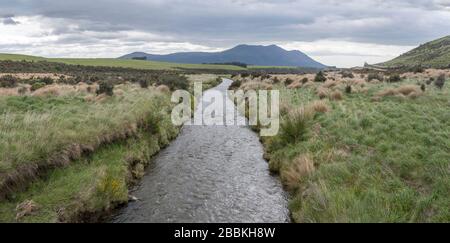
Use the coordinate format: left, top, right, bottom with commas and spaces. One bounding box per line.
382, 35, 450, 68
120, 44, 327, 69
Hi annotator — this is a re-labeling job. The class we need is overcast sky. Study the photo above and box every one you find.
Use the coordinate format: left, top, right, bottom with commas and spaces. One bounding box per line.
1, 0, 450, 67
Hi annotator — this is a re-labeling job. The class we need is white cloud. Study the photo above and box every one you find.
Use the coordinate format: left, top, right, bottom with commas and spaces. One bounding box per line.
276, 40, 416, 67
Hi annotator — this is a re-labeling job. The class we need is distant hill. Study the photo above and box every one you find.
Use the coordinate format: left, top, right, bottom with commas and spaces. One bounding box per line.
382, 36, 450, 68
120, 44, 327, 69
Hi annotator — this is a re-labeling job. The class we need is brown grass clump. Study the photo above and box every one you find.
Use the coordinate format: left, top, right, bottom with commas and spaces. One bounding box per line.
114, 89, 125, 96
302, 81, 315, 89
156, 85, 171, 93
317, 88, 329, 99
279, 102, 292, 116
95, 94, 109, 103
32, 84, 78, 97
322, 80, 337, 89
241, 81, 273, 91
330, 90, 344, 101
376, 85, 423, 99
376, 88, 397, 97
396, 85, 422, 96
281, 154, 315, 190
0, 88, 20, 96
84, 95, 96, 103
307, 100, 330, 113
15, 200, 40, 221
288, 81, 302, 89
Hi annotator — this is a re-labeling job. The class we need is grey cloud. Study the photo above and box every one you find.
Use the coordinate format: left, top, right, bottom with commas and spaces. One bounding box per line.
1, 16, 20, 25
1, 0, 450, 50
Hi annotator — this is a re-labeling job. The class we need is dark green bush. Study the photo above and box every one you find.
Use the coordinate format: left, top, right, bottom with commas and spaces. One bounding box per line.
388, 74, 402, 83
229, 80, 242, 90
31, 82, 46, 91
156, 74, 189, 91
139, 79, 149, 89
314, 71, 327, 82
96, 81, 114, 96
0, 75, 18, 88
435, 74, 446, 90
345, 85, 352, 94
39, 77, 54, 85
301, 77, 309, 84
341, 71, 354, 78
285, 78, 294, 86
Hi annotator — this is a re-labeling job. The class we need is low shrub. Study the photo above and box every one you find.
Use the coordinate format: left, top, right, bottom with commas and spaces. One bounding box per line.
139, 79, 149, 89
435, 74, 446, 90
301, 77, 309, 84
39, 77, 54, 85
157, 74, 189, 91
0, 75, 18, 88
314, 71, 327, 82
340, 71, 355, 79
96, 81, 114, 96
229, 80, 242, 90
345, 85, 352, 94
421, 84, 426, 92
285, 78, 294, 86
31, 82, 46, 91
388, 74, 402, 83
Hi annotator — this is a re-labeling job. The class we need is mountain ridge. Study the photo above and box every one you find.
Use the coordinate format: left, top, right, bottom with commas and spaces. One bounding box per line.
381, 35, 450, 68
120, 44, 327, 69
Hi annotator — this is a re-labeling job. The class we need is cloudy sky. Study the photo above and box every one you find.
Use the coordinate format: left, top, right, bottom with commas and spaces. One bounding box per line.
1, 0, 450, 67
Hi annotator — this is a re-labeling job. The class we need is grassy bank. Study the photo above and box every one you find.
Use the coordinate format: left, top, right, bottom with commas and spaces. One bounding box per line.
0, 84, 180, 222
232, 71, 450, 222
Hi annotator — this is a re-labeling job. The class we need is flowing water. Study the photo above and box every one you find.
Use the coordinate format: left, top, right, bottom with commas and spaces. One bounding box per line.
111, 79, 289, 223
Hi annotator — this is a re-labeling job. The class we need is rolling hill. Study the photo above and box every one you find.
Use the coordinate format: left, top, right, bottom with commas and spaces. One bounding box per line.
120, 44, 327, 69
382, 35, 450, 68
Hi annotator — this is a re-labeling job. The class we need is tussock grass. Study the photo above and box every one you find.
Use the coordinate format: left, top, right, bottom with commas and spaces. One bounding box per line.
329, 90, 344, 101
254, 74, 450, 223
307, 100, 331, 113
376, 85, 423, 99
0, 85, 175, 200
281, 154, 315, 191
0, 84, 179, 222
280, 106, 315, 144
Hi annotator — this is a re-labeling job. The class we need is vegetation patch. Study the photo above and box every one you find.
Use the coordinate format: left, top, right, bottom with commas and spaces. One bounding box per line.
232, 71, 450, 223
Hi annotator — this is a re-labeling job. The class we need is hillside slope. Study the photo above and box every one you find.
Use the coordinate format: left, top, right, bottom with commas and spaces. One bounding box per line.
382, 36, 450, 68
121, 44, 327, 69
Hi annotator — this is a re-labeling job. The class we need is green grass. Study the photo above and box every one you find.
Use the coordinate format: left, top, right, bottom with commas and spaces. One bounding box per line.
0, 84, 183, 222
0, 53, 245, 71
257, 78, 450, 222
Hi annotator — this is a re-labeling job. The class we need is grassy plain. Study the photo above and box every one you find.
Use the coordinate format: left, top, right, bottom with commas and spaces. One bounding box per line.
0, 54, 245, 71
233, 71, 450, 222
